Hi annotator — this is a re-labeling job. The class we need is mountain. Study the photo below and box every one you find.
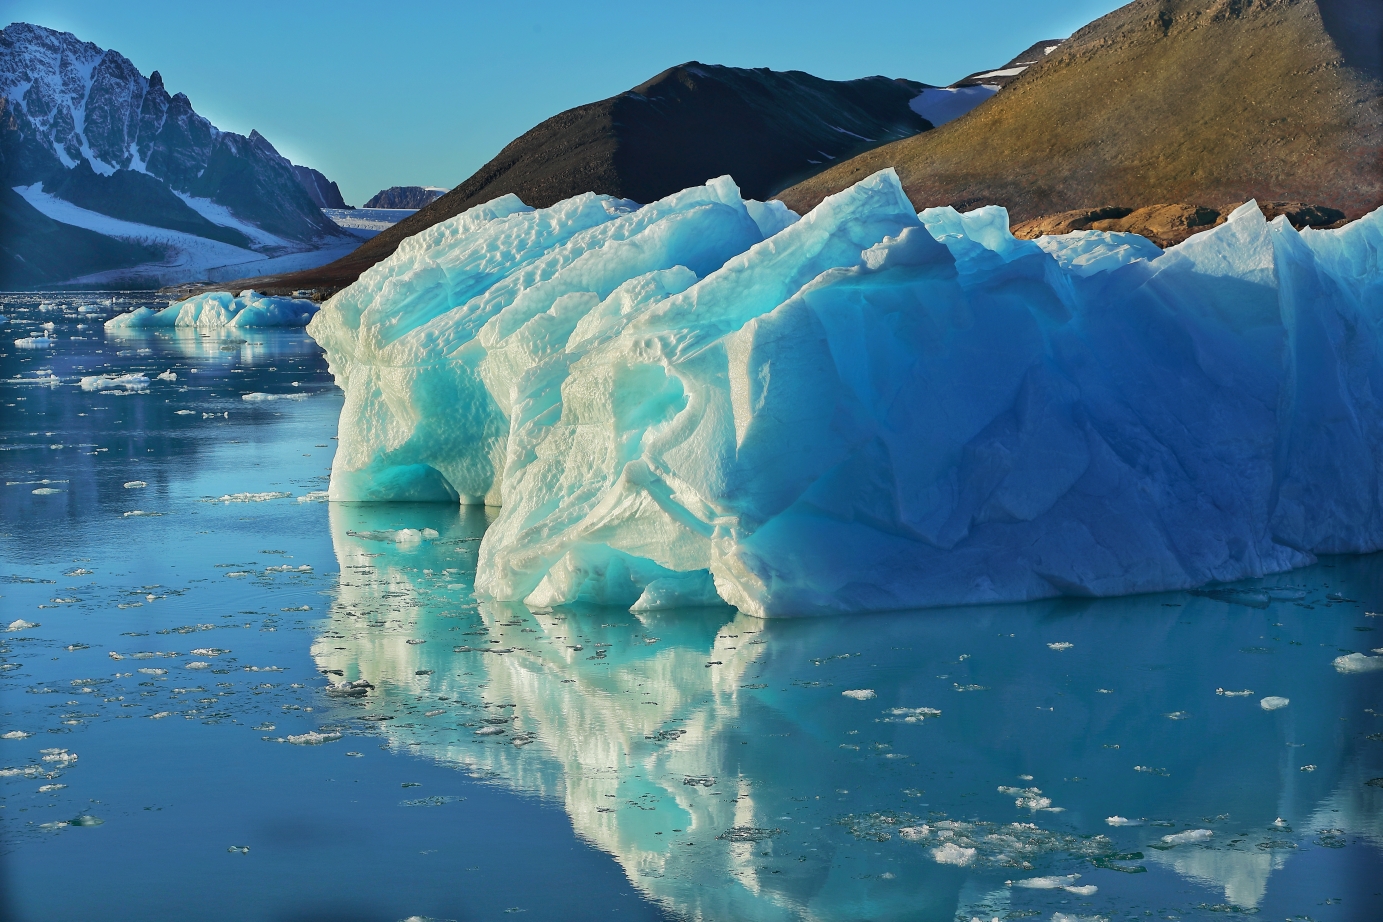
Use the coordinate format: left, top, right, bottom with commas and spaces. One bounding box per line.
0, 182, 163, 288
293, 164, 347, 208
907, 38, 1064, 129
777, 0, 1383, 221
254, 62, 931, 295
0, 22, 353, 287
364, 185, 447, 209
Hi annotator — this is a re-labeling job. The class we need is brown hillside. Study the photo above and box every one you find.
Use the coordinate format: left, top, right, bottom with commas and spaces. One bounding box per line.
777, 0, 1383, 221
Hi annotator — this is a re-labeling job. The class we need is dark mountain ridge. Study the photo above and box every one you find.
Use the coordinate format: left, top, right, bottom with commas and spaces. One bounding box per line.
256, 61, 930, 295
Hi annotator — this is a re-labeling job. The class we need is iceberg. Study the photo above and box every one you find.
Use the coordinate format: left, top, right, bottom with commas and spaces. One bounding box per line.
105, 290, 319, 330
310, 169, 1383, 617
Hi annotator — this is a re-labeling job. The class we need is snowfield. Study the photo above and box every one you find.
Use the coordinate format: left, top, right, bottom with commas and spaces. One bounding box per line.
308, 169, 1383, 616
14, 183, 357, 286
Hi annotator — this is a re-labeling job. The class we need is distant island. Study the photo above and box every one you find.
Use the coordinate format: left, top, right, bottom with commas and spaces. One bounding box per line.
364, 186, 447, 209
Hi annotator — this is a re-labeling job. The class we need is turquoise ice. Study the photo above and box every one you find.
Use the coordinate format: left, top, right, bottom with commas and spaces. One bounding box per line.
106, 289, 320, 330
310, 169, 1383, 616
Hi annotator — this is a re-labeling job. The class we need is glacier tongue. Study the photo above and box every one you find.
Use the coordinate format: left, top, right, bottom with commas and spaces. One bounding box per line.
309, 168, 1383, 617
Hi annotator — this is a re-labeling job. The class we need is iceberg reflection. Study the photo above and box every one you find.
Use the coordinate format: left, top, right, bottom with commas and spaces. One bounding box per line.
315, 503, 1383, 920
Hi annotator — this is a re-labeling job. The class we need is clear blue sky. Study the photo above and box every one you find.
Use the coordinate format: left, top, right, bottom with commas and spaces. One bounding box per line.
2, 0, 1125, 206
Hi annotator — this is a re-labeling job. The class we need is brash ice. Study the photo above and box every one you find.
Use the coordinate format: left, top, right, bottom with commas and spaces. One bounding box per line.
307, 169, 1383, 617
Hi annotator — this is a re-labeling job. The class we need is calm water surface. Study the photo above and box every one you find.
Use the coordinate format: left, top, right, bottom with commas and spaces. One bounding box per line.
2, 294, 1381, 922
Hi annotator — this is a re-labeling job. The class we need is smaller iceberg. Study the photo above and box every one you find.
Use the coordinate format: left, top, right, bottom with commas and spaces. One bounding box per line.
106, 290, 318, 331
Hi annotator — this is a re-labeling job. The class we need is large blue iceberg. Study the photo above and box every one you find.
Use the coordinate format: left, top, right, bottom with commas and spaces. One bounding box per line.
308, 170, 1383, 617
106, 290, 319, 330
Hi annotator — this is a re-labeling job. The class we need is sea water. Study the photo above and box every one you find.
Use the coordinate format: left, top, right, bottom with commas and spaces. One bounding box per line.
1, 294, 1380, 921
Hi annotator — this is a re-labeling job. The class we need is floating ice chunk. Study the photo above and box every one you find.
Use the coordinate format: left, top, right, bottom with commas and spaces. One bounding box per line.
31, 487, 61, 495
998, 785, 1053, 810
67, 815, 103, 826
1010, 875, 1093, 895
190, 648, 229, 656
242, 392, 307, 402
184, 661, 210, 670
842, 689, 876, 701
106, 290, 319, 330
208, 492, 292, 503
14, 336, 53, 348
123, 481, 147, 489
1105, 816, 1140, 826
1216, 688, 1253, 697
122, 510, 163, 517
5, 620, 38, 632
38, 783, 65, 792
1334, 652, 1383, 673
227, 845, 250, 854
297, 491, 330, 503
283, 731, 342, 745
79, 374, 149, 391
931, 842, 977, 866
1161, 829, 1213, 845
137, 667, 168, 675
156, 370, 177, 381
1260, 696, 1290, 710
1047, 642, 1073, 651
880, 707, 941, 722
2, 731, 31, 739
40, 748, 77, 764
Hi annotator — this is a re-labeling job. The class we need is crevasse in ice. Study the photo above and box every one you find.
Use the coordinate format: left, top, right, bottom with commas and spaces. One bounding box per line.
309, 169, 1383, 617
106, 290, 319, 330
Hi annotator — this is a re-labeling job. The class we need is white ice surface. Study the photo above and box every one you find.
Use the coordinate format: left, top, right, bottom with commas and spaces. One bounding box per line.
175, 193, 292, 249
310, 168, 1383, 617
14, 184, 355, 286
908, 85, 999, 126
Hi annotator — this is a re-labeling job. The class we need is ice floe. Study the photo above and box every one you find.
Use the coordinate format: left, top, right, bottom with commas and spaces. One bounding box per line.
105, 290, 318, 330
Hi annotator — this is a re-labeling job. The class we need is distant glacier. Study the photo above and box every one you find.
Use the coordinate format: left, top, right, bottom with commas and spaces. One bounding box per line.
307, 169, 1383, 616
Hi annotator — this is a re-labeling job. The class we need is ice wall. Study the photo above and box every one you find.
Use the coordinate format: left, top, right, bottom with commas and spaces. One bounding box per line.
310, 169, 1383, 616
105, 290, 319, 330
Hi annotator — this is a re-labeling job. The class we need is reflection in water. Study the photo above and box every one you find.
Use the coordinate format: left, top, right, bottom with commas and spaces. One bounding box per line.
317, 504, 1383, 921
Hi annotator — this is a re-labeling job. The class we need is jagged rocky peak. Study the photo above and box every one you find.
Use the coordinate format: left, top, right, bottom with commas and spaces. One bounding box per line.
364, 185, 447, 209
0, 21, 347, 244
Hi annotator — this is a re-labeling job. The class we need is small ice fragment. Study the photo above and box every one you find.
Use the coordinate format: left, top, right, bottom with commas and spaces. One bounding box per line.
227, 845, 250, 854
174, 409, 195, 415
1010, 874, 1081, 889
38, 783, 65, 792
1300, 764, 1317, 772
1047, 642, 1073, 651
1161, 829, 1213, 845
1273, 817, 1288, 827
6, 620, 38, 632
1216, 688, 1253, 697
80, 373, 149, 391
184, 662, 210, 670
32, 487, 62, 494
842, 689, 876, 701
1333, 653, 1383, 674
14, 336, 54, 348
2, 731, 31, 739
1260, 696, 1290, 711
137, 668, 168, 675
123, 481, 147, 489
210, 492, 291, 503
930, 842, 976, 866
156, 370, 177, 381
1105, 816, 1141, 826
108, 652, 123, 660
1165, 711, 1189, 719
68, 815, 103, 827
149, 711, 173, 719
297, 491, 329, 503
242, 392, 306, 402
189, 648, 229, 656
285, 731, 342, 745
424, 710, 445, 717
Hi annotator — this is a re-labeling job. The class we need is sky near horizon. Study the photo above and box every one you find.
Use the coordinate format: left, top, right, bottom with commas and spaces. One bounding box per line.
1, 0, 1125, 206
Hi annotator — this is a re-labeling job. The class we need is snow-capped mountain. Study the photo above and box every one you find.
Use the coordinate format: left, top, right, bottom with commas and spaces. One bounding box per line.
0, 22, 353, 288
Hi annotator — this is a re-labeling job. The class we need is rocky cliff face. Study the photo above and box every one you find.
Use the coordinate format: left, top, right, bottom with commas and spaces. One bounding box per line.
0, 22, 346, 244
294, 164, 347, 208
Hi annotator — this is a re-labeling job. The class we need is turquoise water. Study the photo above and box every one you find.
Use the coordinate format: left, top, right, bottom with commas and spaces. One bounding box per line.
2, 294, 1381, 921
